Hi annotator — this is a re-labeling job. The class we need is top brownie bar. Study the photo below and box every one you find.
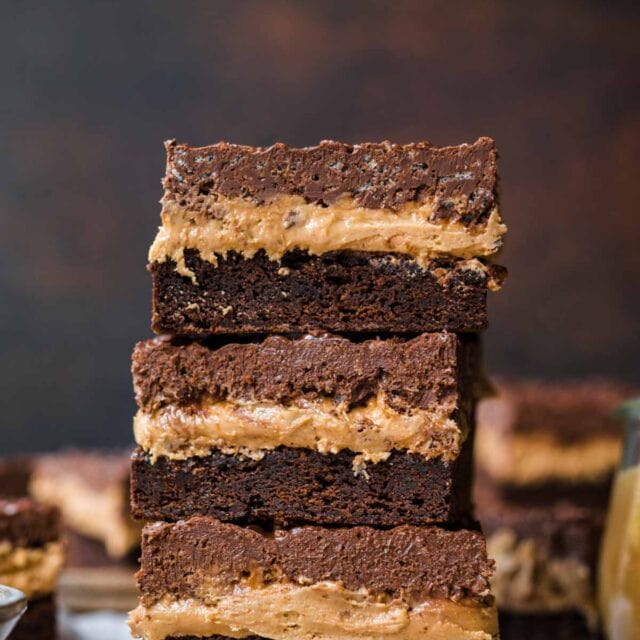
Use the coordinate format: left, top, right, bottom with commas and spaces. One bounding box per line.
150, 138, 506, 336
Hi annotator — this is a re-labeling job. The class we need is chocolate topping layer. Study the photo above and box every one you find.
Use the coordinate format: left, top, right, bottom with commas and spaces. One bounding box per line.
130, 445, 474, 527
138, 517, 493, 606
164, 138, 498, 224
0, 498, 60, 548
132, 332, 478, 415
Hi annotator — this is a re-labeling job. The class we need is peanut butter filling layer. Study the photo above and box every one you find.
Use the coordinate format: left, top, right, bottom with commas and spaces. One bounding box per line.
129, 580, 498, 640
0, 541, 64, 598
149, 194, 505, 279
134, 393, 466, 465
475, 427, 622, 486
488, 528, 596, 624
30, 473, 140, 559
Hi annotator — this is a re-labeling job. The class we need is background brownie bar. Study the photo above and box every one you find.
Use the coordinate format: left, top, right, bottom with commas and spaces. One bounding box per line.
498, 611, 603, 640
130, 444, 474, 526
0, 456, 35, 498
0, 498, 59, 548
151, 250, 504, 335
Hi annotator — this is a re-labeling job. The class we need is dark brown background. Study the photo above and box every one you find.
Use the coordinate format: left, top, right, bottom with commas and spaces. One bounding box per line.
1, 0, 638, 452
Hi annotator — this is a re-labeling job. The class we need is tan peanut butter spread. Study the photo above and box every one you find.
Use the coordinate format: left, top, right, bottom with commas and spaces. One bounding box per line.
149, 194, 506, 278
0, 541, 64, 598
488, 528, 596, 623
134, 393, 466, 466
30, 473, 141, 559
476, 427, 622, 486
129, 580, 498, 640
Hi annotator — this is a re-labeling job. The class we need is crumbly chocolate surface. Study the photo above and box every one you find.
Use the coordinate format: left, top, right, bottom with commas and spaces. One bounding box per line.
130, 445, 473, 527
9, 594, 57, 640
479, 379, 632, 442
132, 332, 478, 414
151, 250, 505, 336
138, 517, 493, 605
0, 498, 60, 548
164, 138, 498, 224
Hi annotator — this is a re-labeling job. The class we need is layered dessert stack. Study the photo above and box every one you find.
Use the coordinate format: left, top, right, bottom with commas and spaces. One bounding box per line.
128, 138, 507, 640
475, 379, 631, 640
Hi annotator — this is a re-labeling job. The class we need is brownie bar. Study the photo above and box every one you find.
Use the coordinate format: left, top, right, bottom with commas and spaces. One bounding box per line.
30, 450, 140, 559
0, 456, 34, 498
130, 443, 474, 526
151, 250, 505, 335
130, 517, 497, 640
9, 595, 57, 640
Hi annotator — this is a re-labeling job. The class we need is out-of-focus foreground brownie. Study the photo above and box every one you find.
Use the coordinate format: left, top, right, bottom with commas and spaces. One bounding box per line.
130, 332, 479, 526
129, 516, 499, 640
474, 378, 633, 640
150, 138, 506, 335
30, 450, 140, 560
0, 498, 64, 640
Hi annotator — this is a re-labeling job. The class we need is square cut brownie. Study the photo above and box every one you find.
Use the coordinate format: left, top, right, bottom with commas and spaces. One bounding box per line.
0, 498, 64, 640
129, 517, 498, 640
150, 138, 506, 335
130, 332, 479, 526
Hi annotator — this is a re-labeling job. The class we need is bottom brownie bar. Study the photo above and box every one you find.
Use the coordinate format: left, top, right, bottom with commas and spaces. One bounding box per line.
9, 595, 57, 640
131, 444, 473, 526
129, 517, 499, 640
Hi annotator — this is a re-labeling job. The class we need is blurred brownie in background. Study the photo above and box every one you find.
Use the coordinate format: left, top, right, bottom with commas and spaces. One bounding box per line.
0, 498, 64, 639
0, 457, 35, 499
30, 450, 140, 564
474, 378, 632, 640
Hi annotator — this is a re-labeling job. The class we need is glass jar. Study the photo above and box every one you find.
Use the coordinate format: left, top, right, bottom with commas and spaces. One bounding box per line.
598, 399, 640, 640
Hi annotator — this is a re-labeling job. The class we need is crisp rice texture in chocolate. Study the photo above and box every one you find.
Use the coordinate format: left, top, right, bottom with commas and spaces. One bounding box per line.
151, 250, 505, 336
0, 498, 60, 548
163, 138, 498, 225
130, 445, 473, 527
137, 517, 493, 606
132, 332, 477, 414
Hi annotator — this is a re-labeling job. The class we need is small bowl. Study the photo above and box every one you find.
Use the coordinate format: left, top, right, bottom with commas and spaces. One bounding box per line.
0, 585, 27, 640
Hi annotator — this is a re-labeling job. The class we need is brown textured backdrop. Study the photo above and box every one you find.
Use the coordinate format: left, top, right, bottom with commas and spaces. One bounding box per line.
1, 0, 638, 451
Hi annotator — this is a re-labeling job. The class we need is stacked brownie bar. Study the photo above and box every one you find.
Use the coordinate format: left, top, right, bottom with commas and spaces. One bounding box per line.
129, 138, 507, 640
474, 379, 631, 640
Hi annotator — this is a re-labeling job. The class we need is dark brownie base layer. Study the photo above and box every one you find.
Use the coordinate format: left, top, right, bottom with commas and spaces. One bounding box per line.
139, 517, 492, 605
150, 249, 504, 335
0, 498, 59, 547
499, 611, 602, 640
131, 444, 473, 526
10, 595, 57, 640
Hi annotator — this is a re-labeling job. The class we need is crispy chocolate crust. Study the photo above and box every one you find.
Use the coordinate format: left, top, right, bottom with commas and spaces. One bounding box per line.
498, 611, 602, 640
151, 250, 504, 336
0, 498, 60, 547
130, 445, 473, 527
164, 138, 498, 223
479, 379, 632, 442
132, 332, 478, 414
138, 517, 493, 605
9, 595, 57, 640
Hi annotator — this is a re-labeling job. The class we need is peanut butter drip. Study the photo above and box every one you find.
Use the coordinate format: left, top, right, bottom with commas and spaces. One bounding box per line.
0, 541, 64, 598
134, 392, 466, 465
149, 194, 505, 278
129, 580, 498, 640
